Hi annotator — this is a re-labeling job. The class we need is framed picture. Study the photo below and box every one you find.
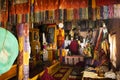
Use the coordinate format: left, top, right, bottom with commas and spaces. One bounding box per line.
29, 29, 39, 42
47, 24, 56, 45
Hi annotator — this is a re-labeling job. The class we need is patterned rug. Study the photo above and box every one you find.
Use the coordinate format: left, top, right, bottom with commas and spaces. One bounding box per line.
52, 66, 72, 80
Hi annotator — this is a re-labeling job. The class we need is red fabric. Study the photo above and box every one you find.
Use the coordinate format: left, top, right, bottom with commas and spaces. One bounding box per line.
96, 0, 120, 6
41, 68, 55, 80
69, 40, 79, 55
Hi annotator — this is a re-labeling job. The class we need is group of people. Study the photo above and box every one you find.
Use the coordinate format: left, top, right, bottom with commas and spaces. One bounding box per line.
65, 25, 111, 68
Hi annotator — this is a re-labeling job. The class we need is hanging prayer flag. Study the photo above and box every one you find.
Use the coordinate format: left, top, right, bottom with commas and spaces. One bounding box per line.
103, 6, 108, 19
108, 5, 114, 19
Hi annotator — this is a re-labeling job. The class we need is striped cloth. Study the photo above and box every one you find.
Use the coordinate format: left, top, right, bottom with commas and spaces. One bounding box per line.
108, 5, 114, 19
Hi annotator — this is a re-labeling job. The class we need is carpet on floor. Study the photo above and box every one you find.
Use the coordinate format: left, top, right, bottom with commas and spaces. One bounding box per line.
52, 66, 73, 80
69, 66, 84, 80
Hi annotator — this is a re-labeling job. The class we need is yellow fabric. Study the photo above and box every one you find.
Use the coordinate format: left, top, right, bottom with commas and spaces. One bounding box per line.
96, 7, 100, 20
93, 50, 99, 60
17, 14, 22, 23
58, 49, 60, 56
31, 0, 34, 4
57, 49, 66, 56
101, 40, 109, 55
18, 65, 23, 80
18, 37, 24, 52
23, 52, 29, 65
92, 0, 96, 8
62, 49, 66, 56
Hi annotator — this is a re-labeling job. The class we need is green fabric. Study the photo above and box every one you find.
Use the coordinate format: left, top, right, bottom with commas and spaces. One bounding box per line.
0, 27, 18, 75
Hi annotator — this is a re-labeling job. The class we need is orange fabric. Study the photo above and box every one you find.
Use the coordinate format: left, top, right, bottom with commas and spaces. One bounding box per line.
92, 0, 96, 8
13, 2, 30, 14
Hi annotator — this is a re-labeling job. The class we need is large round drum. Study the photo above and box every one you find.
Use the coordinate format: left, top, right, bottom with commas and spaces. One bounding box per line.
0, 27, 18, 75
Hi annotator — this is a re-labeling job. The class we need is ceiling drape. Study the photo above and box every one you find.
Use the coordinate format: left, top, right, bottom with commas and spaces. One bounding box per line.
35, 0, 88, 11
96, 0, 120, 6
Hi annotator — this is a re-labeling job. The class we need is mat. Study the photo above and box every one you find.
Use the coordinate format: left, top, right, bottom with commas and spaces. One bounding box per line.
52, 66, 72, 80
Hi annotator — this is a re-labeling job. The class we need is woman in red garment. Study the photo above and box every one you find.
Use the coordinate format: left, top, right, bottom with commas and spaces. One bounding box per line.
69, 36, 79, 55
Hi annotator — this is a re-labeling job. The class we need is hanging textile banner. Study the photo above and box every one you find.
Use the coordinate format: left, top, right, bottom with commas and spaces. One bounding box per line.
118, 4, 120, 18
103, 6, 108, 19
100, 6, 103, 19
64, 9, 67, 21
114, 4, 120, 18
45, 10, 49, 21
15, 1, 30, 14
96, 0, 120, 6
25, 13, 30, 23
55, 9, 59, 20
0, 0, 8, 26
34, 0, 39, 12
60, 0, 88, 9
85, 8, 88, 20
73, 8, 80, 20
108, 5, 114, 19
92, 8, 96, 21
48, 10, 55, 20
79, 8, 82, 20
114, 4, 118, 18
96, 7, 101, 20
66, 9, 73, 21
79, 0, 88, 8
11, 14, 17, 25
34, 11, 40, 23
17, 23, 30, 80
59, 9, 64, 20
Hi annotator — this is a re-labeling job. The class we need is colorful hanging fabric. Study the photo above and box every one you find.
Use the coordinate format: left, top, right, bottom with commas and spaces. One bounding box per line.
108, 5, 114, 19
55, 9, 59, 20
17, 23, 30, 80
73, 9, 77, 20
67, 9, 73, 21
30, 12, 34, 23
118, 4, 120, 18
34, 11, 40, 23
17, 14, 22, 23
26, 13, 30, 23
22, 14, 25, 23
34, 0, 39, 12
100, 6, 103, 19
82, 8, 85, 20
103, 6, 108, 19
48, 10, 54, 20
17, 24, 24, 80
116, 4, 120, 18
30, 3, 34, 23
43, 11, 46, 21
73, 9, 79, 20
45, 10, 49, 21
92, 8, 96, 21
85, 8, 88, 20
114, 4, 117, 18
96, 7, 101, 20
63, 9, 67, 21
12, 14, 17, 25
41, 11, 44, 22
53, 10, 55, 20
59, 9, 64, 20
79, 8, 82, 20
